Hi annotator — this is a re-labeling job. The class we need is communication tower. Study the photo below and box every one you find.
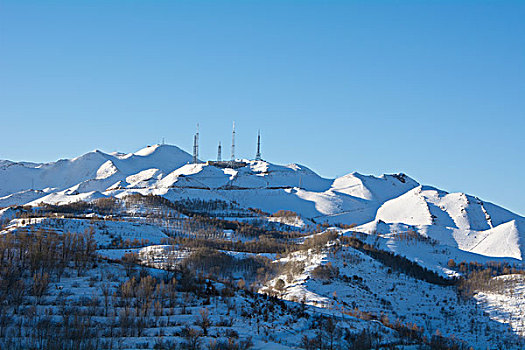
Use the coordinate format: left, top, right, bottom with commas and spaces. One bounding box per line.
255, 130, 262, 161
192, 123, 199, 164
231, 121, 236, 162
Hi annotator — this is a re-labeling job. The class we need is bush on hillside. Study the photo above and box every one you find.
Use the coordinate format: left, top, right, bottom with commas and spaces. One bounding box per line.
311, 262, 339, 281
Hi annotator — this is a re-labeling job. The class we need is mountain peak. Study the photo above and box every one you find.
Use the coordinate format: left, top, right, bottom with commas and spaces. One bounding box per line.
133, 144, 190, 158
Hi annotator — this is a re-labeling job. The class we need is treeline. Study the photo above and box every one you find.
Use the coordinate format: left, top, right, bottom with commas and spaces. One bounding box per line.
175, 212, 309, 240
37, 197, 121, 217
456, 269, 506, 298
301, 231, 339, 252
447, 259, 525, 299
17, 195, 178, 220
162, 235, 296, 254
123, 194, 320, 238
172, 198, 241, 216
455, 265, 525, 299
447, 259, 525, 276
271, 210, 298, 218
108, 194, 314, 238
162, 230, 339, 256
125, 194, 251, 218
311, 263, 339, 281
393, 229, 439, 246
340, 235, 455, 286
11, 194, 319, 244
181, 247, 275, 284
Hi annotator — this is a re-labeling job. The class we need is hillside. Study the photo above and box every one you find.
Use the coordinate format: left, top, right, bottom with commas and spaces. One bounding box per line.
0, 144, 524, 349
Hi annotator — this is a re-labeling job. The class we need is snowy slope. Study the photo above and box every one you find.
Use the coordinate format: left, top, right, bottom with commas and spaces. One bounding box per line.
331, 172, 418, 202
0, 144, 192, 205
474, 274, 525, 337
263, 241, 521, 348
374, 186, 525, 260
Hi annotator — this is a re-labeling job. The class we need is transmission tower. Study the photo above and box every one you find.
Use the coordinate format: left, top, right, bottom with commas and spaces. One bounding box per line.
255, 130, 262, 161
192, 134, 198, 164
192, 123, 199, 164
231, 121, 236, 162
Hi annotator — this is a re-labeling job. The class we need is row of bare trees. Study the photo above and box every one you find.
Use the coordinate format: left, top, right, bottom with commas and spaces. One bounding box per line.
0, 228, 97, 311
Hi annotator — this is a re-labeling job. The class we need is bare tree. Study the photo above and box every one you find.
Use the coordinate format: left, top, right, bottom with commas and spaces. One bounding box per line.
182, 325, 202, 350
195, 308, 211, 336
32, 272, 49, 303
101, 283, 111, 317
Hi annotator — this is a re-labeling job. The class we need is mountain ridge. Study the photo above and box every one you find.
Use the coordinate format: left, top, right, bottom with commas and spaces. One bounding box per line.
1, 144, 523, 261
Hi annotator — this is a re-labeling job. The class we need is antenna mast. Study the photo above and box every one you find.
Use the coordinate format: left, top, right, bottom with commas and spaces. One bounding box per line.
255, 130, 262, 161
231, 121, 236, 162
192, 123, 199, 164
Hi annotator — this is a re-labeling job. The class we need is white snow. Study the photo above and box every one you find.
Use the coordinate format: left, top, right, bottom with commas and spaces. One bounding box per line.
474, 274, 525, 337
0, 144, 524, 261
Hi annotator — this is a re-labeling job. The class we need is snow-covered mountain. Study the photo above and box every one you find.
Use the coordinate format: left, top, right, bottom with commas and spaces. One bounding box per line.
371, 185, 524, 259
1, 144, 524, 260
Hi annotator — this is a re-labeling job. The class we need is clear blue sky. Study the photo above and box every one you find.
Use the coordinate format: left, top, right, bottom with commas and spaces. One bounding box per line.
1, 1, 524, 215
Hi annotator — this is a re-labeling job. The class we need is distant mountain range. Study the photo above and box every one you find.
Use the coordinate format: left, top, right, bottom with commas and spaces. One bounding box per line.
1, 144, 523, 260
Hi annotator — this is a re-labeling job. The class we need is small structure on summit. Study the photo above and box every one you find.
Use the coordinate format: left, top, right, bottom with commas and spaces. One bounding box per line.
200, 121, 261, 169
207, 160, 247, 169
207, 138, 247, 168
